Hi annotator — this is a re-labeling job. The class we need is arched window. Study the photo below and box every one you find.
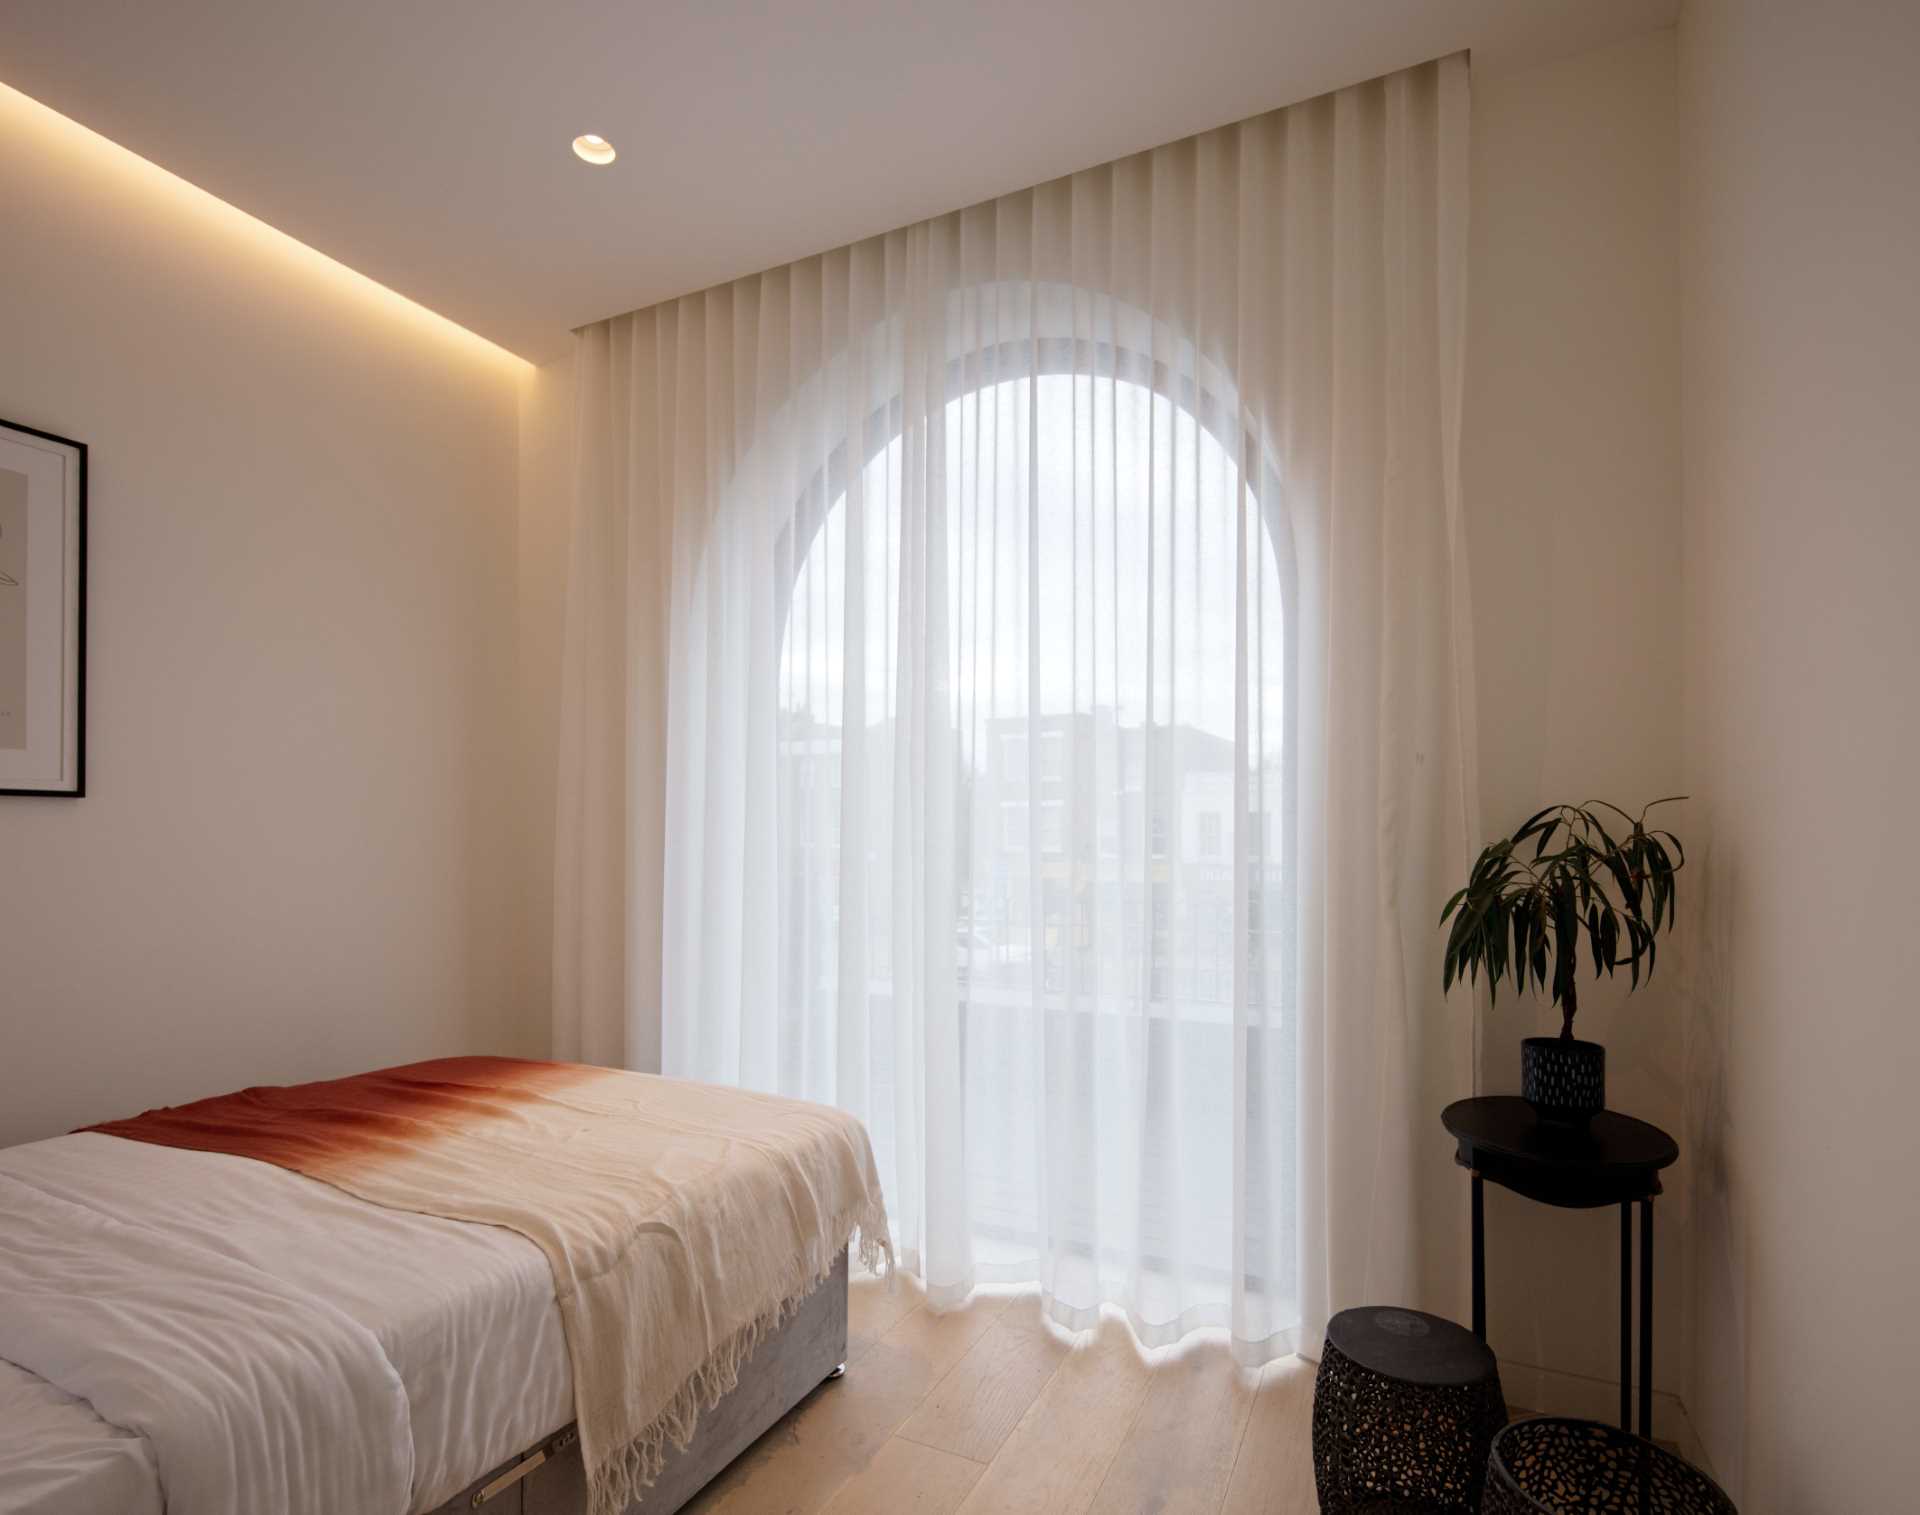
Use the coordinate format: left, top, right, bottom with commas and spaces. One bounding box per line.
773, 342, 1289, 1293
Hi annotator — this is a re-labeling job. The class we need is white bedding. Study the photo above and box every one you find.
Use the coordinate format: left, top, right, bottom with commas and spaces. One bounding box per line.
0, 1172, 415, 1514
0, 1360, 158, 1515
0, 1133, 575, 1515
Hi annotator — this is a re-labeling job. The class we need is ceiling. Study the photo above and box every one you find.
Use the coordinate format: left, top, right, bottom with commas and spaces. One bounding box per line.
2, 1, 1676, 362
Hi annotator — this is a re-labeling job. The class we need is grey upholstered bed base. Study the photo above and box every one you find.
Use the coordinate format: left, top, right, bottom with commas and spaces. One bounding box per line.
430, 1251, 850, 1514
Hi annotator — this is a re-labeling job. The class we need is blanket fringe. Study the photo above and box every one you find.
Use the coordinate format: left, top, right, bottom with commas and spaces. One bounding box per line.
587, 1202, 893, 1515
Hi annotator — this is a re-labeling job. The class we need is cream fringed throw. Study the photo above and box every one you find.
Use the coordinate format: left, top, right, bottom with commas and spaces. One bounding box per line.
89, 1057, 893, 1515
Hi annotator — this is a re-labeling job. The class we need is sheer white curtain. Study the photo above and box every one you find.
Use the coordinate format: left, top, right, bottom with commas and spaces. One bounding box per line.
555, 54, 1476, 1360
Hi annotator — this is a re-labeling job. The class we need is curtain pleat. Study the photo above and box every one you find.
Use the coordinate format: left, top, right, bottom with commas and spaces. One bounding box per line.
556, 53, 1476, 1360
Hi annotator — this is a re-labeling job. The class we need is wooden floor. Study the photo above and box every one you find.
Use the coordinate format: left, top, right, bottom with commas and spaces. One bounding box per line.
682, 1273, 1317, 1515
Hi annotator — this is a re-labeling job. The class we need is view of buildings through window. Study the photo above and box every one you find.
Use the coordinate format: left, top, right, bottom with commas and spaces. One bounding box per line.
777, 371, 1286, 1025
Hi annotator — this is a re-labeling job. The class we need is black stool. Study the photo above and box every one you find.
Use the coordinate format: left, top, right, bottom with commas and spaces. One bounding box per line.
1485, 1417, 1736, 1514
1312, 1306, 1506, 1514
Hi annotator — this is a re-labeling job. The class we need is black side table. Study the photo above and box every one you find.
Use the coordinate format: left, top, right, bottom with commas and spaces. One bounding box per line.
1441, 1095, 1678, 1440
1313, 1306, 1507, 1514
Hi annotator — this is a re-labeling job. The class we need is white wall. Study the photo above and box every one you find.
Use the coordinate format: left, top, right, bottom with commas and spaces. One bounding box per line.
0, 84, 536, 1147
1465, 29, 1689, 1434
515, 342, 671, 1076
1678, 2, 1920, 1507
516, 350, 574, 1065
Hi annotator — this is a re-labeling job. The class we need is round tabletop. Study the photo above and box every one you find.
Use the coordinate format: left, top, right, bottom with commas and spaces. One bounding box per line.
1327, 1305, 1498, 1386
1442, 1097, 1677, 1207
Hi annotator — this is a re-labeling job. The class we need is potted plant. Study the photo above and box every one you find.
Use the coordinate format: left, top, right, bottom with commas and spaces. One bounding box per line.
1440, 799, 1685, 1125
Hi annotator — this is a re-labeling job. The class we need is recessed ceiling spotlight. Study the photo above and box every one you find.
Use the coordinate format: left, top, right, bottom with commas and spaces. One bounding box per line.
572, 133, 616, 166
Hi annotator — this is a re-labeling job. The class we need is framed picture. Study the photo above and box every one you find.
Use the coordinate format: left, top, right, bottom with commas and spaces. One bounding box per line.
0, 417, 86, 796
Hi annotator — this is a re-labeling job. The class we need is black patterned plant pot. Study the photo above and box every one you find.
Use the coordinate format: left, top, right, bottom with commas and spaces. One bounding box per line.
1521, 1037, 1605, 1125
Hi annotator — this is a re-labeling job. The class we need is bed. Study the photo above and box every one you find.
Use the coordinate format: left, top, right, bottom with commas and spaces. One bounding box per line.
0, 1058, 887, 1515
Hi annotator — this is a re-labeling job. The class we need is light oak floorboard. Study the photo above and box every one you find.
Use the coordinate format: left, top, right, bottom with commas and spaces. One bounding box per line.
691, 1287, 1319, 1515
882, 1289, 1013, 1380
953, 1315, 1154, 1515
684, 1286, 1010, 1515
1086, 1335, 1260, 1515
818, 1437, 987, 1515
895, 1309, 1074, 1464
846, 1272, 924, 1363
1219, 1356, 1318, 1515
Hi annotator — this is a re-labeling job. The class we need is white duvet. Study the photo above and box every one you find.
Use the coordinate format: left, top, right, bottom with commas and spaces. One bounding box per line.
0, 1133, 575, 1515
0, 1359, 158, 1515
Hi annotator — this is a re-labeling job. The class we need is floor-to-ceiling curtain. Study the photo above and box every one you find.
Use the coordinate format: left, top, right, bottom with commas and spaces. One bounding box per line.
555, 54, 1476, 1360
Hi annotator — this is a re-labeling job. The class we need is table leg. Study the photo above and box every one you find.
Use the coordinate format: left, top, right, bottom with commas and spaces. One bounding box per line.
1471, 1173, 1485, 1339
1640, 1198, 1655, 1439
1619, 1202, 1633, 1431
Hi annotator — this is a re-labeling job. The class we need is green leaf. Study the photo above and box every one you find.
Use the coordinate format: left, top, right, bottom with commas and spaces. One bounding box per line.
1513, 805, 1560, 842
1511, 898, 1531, 985
1606, 849, 1642, 917
1441, 799, 1685, 1004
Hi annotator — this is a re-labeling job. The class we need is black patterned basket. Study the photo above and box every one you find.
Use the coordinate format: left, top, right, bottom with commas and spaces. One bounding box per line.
1311, 1307, 1506, 1515
1486, 1417, 1736, 1514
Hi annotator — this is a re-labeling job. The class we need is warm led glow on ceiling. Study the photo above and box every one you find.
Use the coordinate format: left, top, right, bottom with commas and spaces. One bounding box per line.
571, 134, 616, 166
0, 81, 531, 373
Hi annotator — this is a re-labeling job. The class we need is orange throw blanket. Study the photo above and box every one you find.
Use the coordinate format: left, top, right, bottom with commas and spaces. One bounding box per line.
90, 1057, 891, 1515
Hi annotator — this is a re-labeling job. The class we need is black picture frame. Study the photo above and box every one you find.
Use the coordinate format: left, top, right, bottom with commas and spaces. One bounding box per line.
0, 416, 87, 797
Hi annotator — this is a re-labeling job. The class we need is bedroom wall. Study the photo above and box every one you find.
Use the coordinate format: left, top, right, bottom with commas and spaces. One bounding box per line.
1463, 29, 1690, 1440
1677, 2, 1920, 1507
516, 350, 575, 1069
0, 84, 537, 1148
